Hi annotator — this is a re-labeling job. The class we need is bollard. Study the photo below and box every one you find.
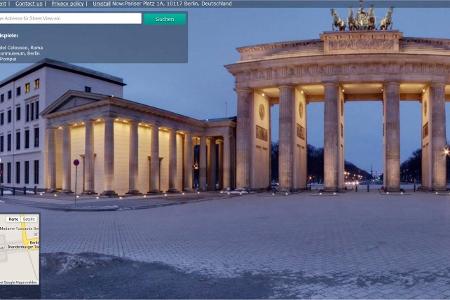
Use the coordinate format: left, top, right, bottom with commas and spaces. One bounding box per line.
12, 187, 15, 195
367, 183, 370, 192
23, 186, 26, 195
34, 186, 37, 195
355, 184, 358, 192
0, 187, 3, 196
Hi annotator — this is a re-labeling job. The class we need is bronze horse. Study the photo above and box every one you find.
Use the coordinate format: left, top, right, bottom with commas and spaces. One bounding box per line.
347, 8, 357, 31
380, 7, 393, 30
331, 8, 346, 31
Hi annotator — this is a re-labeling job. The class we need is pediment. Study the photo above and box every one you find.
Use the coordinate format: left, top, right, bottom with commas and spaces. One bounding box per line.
42, 90, 107, 116
57, 96, 98, 111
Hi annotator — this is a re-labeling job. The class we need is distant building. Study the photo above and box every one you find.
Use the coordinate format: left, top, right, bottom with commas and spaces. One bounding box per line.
0, 59, 236, 195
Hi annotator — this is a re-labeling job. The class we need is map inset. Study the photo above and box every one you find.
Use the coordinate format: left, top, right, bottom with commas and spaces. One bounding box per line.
0, 214, 39, 285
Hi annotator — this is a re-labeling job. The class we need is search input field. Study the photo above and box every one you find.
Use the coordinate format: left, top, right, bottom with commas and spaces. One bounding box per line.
0, 13, 141, 24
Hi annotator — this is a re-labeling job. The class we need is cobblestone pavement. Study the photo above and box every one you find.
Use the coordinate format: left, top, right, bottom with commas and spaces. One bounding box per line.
2, 192, 450, 298
0, 191, 229, 211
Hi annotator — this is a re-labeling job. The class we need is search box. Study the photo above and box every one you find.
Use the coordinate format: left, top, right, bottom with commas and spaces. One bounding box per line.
0, 13, 141, 24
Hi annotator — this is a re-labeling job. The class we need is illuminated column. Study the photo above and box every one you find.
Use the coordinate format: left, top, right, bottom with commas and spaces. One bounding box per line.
278, 85, 295, 192
199, 135, 207, 191
168, 128, 179, 192
235, 88, 252, 189
149, 124, 160, 193
102, 117, 116, 196
84, 119, 95, 194
323, 82, 344, 192
183, 132, 193, 191
223, 131, 231, 191
430, 82, 447, 191
383, 82, 400, 192
46, 126, 57, 192
127, 120, 140, 194
207, 137, 217, 190
62, 125, 72, 193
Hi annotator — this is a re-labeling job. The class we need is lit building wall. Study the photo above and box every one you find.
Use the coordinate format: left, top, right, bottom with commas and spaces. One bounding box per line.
94, 122, 105, 193
137, 125, 151, 193
114, 121, 130, 195
159, 130, 169, 192
70, 125, 85, 194
251, 92, 270, 189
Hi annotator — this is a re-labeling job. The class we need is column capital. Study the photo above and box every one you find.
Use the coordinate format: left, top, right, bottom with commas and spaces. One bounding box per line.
429, 81, 446, 89
383, 81, 400, 87
234, 87, 252, 94
322, 80, 339, 87
278, 84, 295, 90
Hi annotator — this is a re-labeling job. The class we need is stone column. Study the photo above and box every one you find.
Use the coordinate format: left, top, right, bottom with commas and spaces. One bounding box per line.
430, 82, 447, 191
383, 82, 401, 192
46, 127, 57, 192
236, 88, 252, 190
62, 125, 72, 192
207, 137, 217, 190
323, 82, 341, 192
84, 120, 95, 194
223, 131, 231, 191
127, 120, 140, 194
199, 135, 207, 191
149, 124, 160, 193
279, 85, 295, 192
217, 140, 223, 190
183, 132, 193, 191
102, 117, 116, 196
168, 128, 179, 193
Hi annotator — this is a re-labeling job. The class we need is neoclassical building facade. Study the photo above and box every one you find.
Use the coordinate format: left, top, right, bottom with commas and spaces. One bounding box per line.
227, 30, 450, 192
42, 91, 236, 195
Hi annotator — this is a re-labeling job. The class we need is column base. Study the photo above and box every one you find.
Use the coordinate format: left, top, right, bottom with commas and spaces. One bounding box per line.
126, 190, 142, 195
46, 188, 57, 193
62, 189, 73, 194
101, 190, 117, 197
183, 188, 194, 193
322, 187, 344, 193
382, 186, 401, 193
167, 188, 180, 193
82, 190, 97, 195
147, 189, 161, 194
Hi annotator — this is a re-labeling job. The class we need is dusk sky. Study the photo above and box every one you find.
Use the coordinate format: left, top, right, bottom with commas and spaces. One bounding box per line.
1, 7, 450, 173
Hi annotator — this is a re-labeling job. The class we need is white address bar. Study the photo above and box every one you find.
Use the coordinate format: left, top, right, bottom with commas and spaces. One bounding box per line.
0, 13, 141, 24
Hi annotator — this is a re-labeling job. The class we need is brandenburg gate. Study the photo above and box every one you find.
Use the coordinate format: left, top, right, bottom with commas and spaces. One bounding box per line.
226, 6, 450, 192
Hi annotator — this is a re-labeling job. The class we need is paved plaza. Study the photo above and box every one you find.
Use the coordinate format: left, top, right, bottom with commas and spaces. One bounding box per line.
2, 191, 450, 298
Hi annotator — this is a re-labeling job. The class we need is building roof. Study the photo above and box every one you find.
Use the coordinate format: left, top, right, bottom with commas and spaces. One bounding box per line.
41, 90, 236, 128
0, 58, 125, 89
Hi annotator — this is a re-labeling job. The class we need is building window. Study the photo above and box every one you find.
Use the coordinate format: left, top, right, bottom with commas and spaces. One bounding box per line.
7, 109, 11, 123
7, 133, 11, 151
7, 162, 11, 184
85, 86, 91, 93
33, 160, 39, 184
30, 102, 34, 121
0, 94, 3, 103
34, 79, 40, 89
15, 161, 20, 184
16, 105, 20, 121
7, 90, 11, 99
26, 104, 29, 122
0, 112, 4, 125
24, 129, 29, 149
24, 161, 29, 184
34, 127, 39, 147
35, 101, 39, 119
16, 87, 21, 97
25, 83, 31, 94
0, 163, 3, 184
16, 131, 20, 150
0, 135, 3, 152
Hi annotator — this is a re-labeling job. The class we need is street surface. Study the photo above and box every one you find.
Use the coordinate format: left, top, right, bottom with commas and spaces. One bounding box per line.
1, 191, 450, 298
